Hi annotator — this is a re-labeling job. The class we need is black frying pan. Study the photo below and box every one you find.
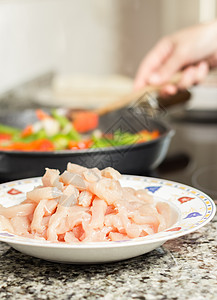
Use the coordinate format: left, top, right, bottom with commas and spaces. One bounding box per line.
0, 108, 174, 181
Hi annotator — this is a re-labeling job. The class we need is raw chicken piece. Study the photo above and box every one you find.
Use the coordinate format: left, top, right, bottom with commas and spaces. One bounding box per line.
122, 187, 136, 195
136, 189, 154, 204
67, 163, 87, 174
60, 171, 88, 190
104, 214, 125, 233
138, 203, 159, 216
89, 198, 107, 229
78, 191, 93, 207
41, 216, 51, 228
89, 178, 123, 205
105, 205, 117, 215
0, 215, 14, 233
128, 211, 160, 232
59, 185, 79, 207
27, 186, 62, 203
109, 232, 129, 241
156, 214, 167, 232
47, 205, 70, 242
83, 168, 101, 183
64, 231, 79, 243
44, 200, 58, 216
72, 224, 85, 241
118, 207, 142, 238
101, 167, 121, 180
42, 168, 63, 190
122, 188, 145, 206
11, 216, 30, 236
156, 202, 173, 229
64, 210, 91, 241
0, 203, 36, 218
82, 226, 111, 242
63, 211, 89, 233
31, 199, 57, 234
47, 205, 88, 242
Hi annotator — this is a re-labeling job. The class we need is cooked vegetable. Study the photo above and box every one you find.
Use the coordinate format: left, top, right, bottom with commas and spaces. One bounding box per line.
51, 109, 70, 128
0, 124, 21, 135
91, 129, 160, 148
73, 111, 99, 133
0, 109, 160, 151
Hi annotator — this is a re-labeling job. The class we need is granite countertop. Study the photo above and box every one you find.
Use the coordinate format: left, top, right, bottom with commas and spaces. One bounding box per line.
0, 208, 216, 300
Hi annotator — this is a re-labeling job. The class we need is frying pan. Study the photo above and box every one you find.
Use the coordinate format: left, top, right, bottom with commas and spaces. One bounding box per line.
0, 108, 174, 182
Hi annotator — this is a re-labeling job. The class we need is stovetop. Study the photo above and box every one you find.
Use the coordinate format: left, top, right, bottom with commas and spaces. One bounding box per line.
157, 111, 217, 199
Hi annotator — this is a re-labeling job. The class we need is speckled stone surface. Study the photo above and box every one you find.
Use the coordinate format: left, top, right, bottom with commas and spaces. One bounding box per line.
0, 208, 216, 300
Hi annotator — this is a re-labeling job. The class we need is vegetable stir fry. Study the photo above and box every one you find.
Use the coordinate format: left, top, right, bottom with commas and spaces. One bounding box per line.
0, 109, 160, 151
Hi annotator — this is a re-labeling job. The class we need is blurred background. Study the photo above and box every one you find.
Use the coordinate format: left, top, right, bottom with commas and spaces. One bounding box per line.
0, 0, 216, 96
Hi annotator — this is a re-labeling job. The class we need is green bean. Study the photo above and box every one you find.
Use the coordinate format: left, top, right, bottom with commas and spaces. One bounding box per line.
0, 123, 21, 135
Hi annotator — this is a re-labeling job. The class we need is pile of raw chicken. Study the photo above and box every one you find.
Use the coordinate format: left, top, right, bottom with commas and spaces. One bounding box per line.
0, 163, 171, 243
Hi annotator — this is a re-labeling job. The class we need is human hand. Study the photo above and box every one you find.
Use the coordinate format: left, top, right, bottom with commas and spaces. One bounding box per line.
134, 21, 217, 96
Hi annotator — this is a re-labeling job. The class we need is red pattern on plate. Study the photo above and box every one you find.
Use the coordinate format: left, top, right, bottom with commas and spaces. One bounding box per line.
7, 188, 22, 195
178, 196, 194, 204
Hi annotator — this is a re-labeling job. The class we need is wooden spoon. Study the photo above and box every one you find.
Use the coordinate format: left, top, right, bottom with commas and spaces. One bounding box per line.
69, 72, 182, 132
95, 72, 182, 116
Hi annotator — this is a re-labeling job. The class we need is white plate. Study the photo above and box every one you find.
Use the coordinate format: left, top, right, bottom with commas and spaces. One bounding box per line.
0, 176, 215, 264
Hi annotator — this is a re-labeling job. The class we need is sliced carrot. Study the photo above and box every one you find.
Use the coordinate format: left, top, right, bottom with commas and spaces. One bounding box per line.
73, 111, 99, 133
68, 139, 92, 150
21, 125, 34, 137
0, 139, 54, 151
0, 133, 12, 141
36, 109, 50, 120
139, 130, 149, 135
34, 139, 54, 151
68, 142, 79, 150
0, 145, 11, 150
137, 130, 160, 143
151, 130, 160, 138
0, 142, 33, 151
24, 139, 54, 151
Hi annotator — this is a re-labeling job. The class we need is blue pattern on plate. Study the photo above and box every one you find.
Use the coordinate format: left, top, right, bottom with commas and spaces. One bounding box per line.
145, 186, 161, 193
184, 212, 202, 219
